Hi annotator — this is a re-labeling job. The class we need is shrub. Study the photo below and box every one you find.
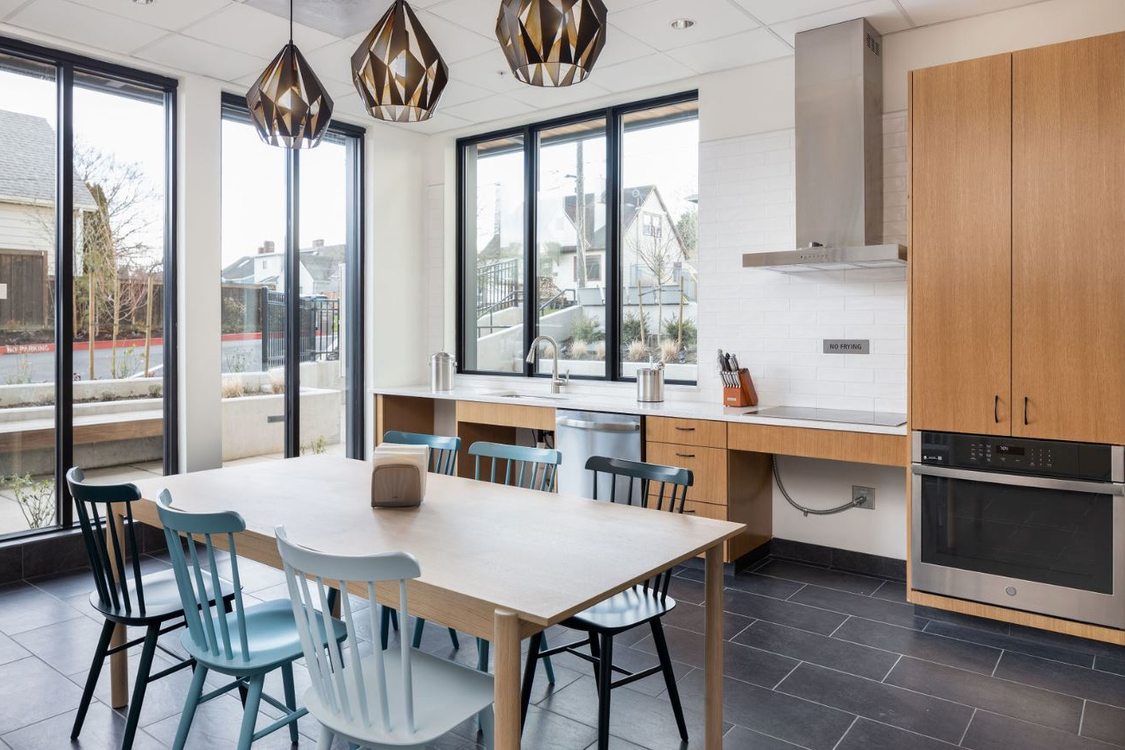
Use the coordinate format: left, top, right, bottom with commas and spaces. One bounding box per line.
591, 341, 606, 360
4, 474, 55, 529
569, 339, 588, 359
569, 313, 603, 342
659, 339, 680, 363
221, 374, 245, 399
663, 317, 698, 348
626, 339, 649, 362
622, 312, 650, 345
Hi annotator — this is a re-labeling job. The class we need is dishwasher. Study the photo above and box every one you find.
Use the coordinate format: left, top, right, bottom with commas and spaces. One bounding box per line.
555, 410, 642, 500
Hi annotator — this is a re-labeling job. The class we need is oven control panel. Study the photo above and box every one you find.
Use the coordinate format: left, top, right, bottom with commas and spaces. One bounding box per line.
917, 432, 1116, 481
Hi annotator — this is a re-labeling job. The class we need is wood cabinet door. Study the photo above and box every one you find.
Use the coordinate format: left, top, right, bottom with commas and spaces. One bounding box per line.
910, 55, 1013, 435
1012, 33, 1125, 444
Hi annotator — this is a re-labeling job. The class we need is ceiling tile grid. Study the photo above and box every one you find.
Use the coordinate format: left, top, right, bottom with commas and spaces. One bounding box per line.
0, 0, 1050, 134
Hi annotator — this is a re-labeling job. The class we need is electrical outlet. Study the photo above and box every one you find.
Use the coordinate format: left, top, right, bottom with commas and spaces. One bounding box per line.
852, 485, 875, 510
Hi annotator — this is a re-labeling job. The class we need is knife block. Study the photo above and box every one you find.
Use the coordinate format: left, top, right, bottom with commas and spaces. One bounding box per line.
723, 369, 759, 408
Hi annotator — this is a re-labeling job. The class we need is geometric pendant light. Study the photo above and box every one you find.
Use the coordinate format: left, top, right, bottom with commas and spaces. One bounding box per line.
496, 0, 608, 87
246, 0, 334, 148
351, 0, 449, 123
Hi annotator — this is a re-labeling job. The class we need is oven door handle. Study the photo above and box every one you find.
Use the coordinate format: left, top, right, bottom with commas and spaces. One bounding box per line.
911, 464, 1125, 495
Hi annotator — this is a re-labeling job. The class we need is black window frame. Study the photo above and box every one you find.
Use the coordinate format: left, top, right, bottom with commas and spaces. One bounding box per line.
0, 35, 178, 542
219, 93, 366, 460
455, 90, 699, 384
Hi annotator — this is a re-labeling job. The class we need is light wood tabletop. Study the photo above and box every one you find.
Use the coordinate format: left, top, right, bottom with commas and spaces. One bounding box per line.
122, 455, 743, 749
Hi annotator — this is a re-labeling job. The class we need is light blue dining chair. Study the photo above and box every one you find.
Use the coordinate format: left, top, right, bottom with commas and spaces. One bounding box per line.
157, 492, 347, 750
381, 431, 463, 653
468, 441, 558, 683
276, 526, 495, 749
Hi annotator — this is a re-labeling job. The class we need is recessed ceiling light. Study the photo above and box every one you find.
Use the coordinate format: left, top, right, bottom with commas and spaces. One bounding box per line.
670, 18, 695, 30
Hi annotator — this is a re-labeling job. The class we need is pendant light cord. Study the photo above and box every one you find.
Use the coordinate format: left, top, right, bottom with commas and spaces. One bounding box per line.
289, 0, 293, 44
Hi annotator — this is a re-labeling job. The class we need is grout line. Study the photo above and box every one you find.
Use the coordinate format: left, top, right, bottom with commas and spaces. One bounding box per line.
992, 650, 1003, 678
881, 653, 903, 683
831, 715, 860, 750
958, 708, 977, 746
1078, 700, 1086, 737
827, 615, 851, 638
773, 660, 803, 690
784, 582, 808, 601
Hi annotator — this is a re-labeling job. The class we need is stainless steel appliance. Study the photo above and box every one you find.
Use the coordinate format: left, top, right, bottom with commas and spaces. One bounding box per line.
754, 406, 906, 427
741, 19, 906, 272
555, 410, 641, 500
636, 364, 664, 402
911, 431, 1125, 628
429, 352, 455, 392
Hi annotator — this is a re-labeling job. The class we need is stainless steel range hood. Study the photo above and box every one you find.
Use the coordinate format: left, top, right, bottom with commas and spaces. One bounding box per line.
743, 19, 907, 272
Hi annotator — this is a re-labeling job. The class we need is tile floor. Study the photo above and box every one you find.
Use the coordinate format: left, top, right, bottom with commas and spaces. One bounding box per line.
0, 555, 1122, 749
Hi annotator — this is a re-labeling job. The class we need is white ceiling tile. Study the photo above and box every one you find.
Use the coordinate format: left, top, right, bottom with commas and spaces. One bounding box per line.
180, 3, 339, 61
667, 28, 791, 73
136, 34, 267, 82
734, 0, 861, 25
412, 9, 498, 63
448, 48, 527, 94
67, 0, 232, 31
896, 0, 1041, 27
8, 0, 167, 54
442, 94, 535, 123
426, 0, 499, 40
507, 79, 610, 109
302, 38, 360, 89
1, 0, 39, 21
610, 0, 758, 51
390, 111, 473, 135
596, 26, 657, 68
587, 53, 694, 94
436, 79, 494, 108
770, 0, 910, 44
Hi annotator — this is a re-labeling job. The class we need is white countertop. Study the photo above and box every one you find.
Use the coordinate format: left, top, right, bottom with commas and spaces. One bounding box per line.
371, 379, 908, 436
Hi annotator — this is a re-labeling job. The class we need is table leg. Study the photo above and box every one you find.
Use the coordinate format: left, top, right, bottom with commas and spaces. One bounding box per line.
493, 608, 521, 750
108, 509, 129, 709
704, 543, 724, 750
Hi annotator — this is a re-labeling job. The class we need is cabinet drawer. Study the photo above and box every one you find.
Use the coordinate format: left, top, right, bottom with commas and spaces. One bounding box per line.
645, 442, 727, 505
683, 500, 728, 521
646, 417, 726, 448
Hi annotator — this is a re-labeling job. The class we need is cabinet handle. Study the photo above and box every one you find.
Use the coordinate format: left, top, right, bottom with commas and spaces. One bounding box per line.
674, 426, 695, 432
1024, 396, 1029, 426
675, 452, 696, 459
994, 395, 999, 423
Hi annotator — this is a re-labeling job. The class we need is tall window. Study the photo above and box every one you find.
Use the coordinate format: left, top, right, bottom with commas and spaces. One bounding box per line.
220, 96, 364, 464
458, 93, 698, 383
0, 39, 176, 540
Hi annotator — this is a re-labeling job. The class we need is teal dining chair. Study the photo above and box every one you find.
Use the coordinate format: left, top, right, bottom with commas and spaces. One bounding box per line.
157, 492, 347, 750
381, 431, 462, 652
276, 527, 495, 749
468, 441, 558, 683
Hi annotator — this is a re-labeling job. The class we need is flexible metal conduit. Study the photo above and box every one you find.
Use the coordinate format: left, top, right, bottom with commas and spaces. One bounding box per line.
771, 455, 862, 517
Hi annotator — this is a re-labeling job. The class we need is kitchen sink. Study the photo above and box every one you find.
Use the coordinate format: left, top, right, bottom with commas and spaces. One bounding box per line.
481, 390, 568, 401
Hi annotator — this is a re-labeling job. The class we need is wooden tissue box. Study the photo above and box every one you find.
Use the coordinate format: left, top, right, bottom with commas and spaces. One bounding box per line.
371, 444, 428, 508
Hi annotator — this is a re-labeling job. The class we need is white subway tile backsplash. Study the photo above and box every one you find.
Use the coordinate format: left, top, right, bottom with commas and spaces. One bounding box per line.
696, 115, 907, 412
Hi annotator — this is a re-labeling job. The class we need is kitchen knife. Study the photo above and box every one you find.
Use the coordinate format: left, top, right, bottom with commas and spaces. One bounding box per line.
729, 353, 740, 371
718, 349, 730, 372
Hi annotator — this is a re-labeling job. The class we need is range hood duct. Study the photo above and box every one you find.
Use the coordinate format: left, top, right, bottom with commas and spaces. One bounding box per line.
742, 19, 906, 272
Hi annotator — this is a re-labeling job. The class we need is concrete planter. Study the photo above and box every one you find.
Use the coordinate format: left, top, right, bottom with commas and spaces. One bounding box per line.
221, 388, 341, 461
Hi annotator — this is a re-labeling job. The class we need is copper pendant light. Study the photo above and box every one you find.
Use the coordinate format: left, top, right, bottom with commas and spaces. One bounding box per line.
246, 0, 334, 148
352, 0, 449, 123
496, 0, 608, 87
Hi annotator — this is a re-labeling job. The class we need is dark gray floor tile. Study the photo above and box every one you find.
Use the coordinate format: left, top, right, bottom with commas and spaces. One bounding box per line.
24, 570, 96, 600
0, 657, 83, 734
0, 583, 82, 635
735, 620, 898, 680
677, 670, 854, 750
777, 663, 973, 744
1007, 624, 1125, 663
66, 650, 202, 730
834, 718, 959, 750
12, 615, 108, 675
0, 633, 28, 667
666, 576, 705, 605
549, 640, 692, 698
871, 580, 907, 603
886, 656, 1083, 732
1097, 656, 1125, 677
538, 675, 713, 750
962, 710, 1113, 750
790, 586, 926, 629
753, 560, 884, 596
1082, 701, 1125, 747
144, 693, 304, 749
915, 606, 1011, 635
1, 702, 165, 750
721, 725, 804, 749
723, 589, 846, 636
660, 600, 753, 640
725, 572, 806, 600
834, 617, 1001, 674
922, 620, 1094, 668
633, 624, 797, 689
995, 651, 1125, 708
519, 705, 599, 750
214, 557, 285, 594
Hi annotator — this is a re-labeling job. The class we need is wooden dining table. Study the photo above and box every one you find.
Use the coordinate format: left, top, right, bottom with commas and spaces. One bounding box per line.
123, 455, 744, 749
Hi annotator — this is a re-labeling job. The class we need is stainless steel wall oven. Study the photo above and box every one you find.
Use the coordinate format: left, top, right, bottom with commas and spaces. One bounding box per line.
911, 431, 1125, 629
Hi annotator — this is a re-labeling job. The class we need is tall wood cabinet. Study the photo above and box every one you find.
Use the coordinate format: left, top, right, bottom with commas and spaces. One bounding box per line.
910, 32, 1125, 445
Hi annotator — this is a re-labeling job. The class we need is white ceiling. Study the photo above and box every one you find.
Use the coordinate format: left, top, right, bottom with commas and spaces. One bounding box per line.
0, 0, 1046, 135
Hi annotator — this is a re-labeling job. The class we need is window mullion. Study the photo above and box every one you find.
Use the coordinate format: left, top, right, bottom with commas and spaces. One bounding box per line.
523, 126, 537, 377
606, 106, 622, 382
55, 62, 74, 528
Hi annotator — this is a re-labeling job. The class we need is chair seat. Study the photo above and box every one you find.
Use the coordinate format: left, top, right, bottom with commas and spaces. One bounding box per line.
89, 568, 232, 625
562, 588, 677, 633
183, 599, 347, 674
308, 648, 494, 747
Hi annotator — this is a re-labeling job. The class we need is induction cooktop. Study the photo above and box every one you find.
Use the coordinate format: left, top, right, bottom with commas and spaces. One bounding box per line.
751, 406, 907, 427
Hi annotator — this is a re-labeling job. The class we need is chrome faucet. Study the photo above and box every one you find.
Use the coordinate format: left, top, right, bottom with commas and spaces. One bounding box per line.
526, 335, 569, 394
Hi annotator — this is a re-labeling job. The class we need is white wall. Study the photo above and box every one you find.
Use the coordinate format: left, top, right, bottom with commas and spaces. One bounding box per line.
419, 0, 1125, 562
